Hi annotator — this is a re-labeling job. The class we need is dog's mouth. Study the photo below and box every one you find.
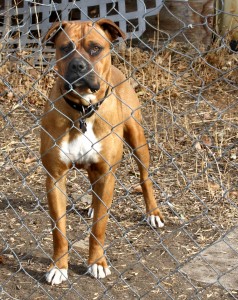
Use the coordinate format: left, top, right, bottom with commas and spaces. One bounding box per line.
63, 57, 101, 102
63, 75, 100, 106
64, 76, 100, 94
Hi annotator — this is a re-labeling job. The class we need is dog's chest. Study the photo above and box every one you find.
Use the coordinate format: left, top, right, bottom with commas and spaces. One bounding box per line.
59, 123, 101, 166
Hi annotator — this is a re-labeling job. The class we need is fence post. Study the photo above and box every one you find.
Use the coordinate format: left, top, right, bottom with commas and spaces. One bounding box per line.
3, 0, 10, 40
215, 0, 238, 38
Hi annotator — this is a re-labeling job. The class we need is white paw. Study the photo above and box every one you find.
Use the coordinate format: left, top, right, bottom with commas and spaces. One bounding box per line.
45, 268, 68, 285
147, 215, 164, 228
88, 207, 94, 219
88, 264, 111, 279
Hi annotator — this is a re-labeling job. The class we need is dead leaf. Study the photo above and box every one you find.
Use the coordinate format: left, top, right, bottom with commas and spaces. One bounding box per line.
202, 136, 212, 147
132, 185, 143, 193
208, 182, 220, 196
194, 141, 202, 151
81, 195, 92, 204
203, 113, 211, 120
229, 191, 238, 198
25, 156, 37, 164
7, 92, 14, 100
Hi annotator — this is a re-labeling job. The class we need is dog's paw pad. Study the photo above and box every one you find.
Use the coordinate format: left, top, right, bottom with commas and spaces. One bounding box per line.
88, 207, 94, 219
45, 268, 68, 285
147, 215, 164, 228
88, 264, 111, 279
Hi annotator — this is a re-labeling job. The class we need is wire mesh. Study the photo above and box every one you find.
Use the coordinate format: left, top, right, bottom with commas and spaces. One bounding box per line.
0, 0, 238, 299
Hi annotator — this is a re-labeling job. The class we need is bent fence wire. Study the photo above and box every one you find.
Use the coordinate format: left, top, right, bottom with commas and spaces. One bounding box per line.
0, 0, 238, 299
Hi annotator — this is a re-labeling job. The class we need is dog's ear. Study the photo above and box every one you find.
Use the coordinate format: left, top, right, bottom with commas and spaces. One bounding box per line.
42, 21, 68, 44
96, 19, 126, 42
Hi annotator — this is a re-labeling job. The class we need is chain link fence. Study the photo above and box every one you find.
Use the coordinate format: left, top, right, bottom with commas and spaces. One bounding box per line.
0, 0, 238, 299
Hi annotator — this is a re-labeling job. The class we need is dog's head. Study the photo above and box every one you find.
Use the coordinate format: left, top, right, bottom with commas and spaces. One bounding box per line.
43, 19, 125, 105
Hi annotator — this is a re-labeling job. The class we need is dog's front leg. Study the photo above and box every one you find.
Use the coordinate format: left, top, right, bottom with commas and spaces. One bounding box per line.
124, 117, 164, 228
45, 174, 69, 285
87, 168, 116, 279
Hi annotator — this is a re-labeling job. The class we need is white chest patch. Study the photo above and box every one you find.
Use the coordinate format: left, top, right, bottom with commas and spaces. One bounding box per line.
59, 123, 101, 166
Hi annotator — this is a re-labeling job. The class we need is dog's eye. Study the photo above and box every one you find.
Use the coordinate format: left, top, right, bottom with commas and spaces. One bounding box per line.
60, 42, 74, 54
90, 45, 102, 56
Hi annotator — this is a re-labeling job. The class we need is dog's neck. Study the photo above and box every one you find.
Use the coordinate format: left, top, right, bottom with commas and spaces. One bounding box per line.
63, 86, 110, 133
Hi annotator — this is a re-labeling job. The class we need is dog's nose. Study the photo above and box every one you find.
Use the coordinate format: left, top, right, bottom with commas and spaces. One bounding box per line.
69, 58, 88, 73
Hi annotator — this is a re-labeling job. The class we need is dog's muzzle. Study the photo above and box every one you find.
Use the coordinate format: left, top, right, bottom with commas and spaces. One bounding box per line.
64, 57, 100, 93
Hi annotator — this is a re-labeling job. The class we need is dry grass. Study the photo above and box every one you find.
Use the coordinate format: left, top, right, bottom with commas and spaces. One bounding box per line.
0, 40, 238, 299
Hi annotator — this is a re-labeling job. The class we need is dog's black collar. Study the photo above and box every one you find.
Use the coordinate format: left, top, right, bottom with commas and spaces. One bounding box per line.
63, 86, 110, 133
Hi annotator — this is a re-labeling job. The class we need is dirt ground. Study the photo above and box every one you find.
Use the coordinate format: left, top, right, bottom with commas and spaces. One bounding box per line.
181, 227, 238, 291
0, 41, 238, 299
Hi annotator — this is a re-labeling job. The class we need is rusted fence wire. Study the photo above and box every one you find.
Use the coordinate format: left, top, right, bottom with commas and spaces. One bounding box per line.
0, 0, 238, 299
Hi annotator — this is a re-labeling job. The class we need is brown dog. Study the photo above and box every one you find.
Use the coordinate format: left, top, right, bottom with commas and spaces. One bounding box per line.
40, 19, 164, 285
